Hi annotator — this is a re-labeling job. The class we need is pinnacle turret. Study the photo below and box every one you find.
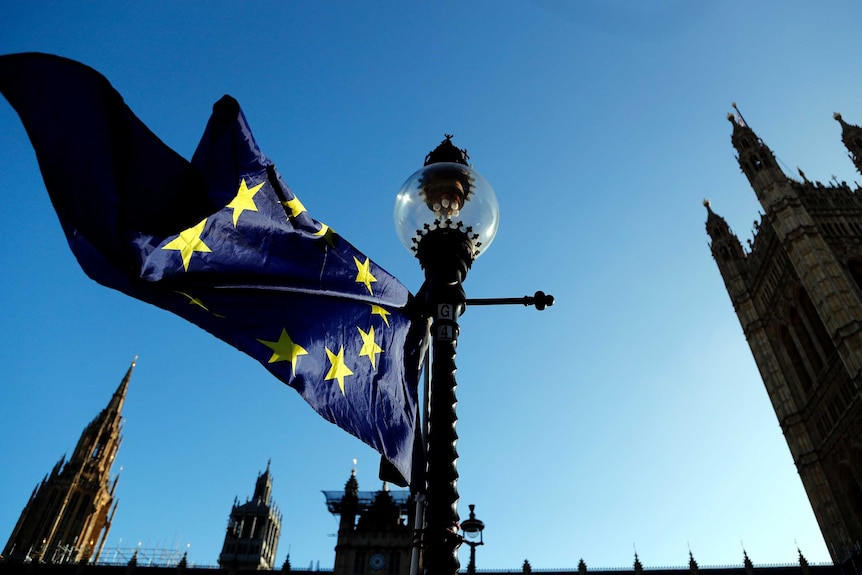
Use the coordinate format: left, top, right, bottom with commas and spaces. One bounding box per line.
743, 549, 754, 575
704, 200, 746, 264
728, 105, 787, 195
835, 112, 862, 175
253, 459, 274, 504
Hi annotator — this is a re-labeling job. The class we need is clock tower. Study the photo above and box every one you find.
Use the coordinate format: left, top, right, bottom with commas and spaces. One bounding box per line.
323, 467, 414, 575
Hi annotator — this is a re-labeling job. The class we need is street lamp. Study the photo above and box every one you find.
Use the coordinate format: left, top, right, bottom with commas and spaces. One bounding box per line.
460, 504, 485, 574
395, 136, 551, 575
394, 136, 499, 261
394, 135, 498, 575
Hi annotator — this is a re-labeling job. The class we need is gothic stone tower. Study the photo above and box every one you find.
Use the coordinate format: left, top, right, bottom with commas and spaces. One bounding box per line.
218, 461, 282, 570
323, 468, 413, 575
2, 359, 133, 564
706, 109, 862, 565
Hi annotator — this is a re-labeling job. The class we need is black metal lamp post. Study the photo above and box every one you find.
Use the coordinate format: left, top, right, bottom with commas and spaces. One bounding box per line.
460, 504, 485, 574
395, 136, 552, 575
394, 136, 499, 575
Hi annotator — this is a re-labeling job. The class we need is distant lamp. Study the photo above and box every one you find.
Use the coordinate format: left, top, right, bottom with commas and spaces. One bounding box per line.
460, 504, 485, 574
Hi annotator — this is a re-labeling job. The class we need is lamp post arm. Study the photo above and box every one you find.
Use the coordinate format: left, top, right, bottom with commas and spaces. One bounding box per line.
465, 291, 555, 310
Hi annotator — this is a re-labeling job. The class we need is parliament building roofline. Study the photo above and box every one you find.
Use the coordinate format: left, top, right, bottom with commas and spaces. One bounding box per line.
0, 559, 841, 574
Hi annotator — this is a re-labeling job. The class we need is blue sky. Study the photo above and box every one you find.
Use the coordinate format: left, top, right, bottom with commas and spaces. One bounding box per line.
3, 1, 862, 570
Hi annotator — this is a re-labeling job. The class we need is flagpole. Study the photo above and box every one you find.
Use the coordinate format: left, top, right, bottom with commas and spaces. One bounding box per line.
409, 350, 430, 575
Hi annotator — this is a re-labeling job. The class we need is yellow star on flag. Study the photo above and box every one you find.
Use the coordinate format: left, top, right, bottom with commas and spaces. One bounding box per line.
162, 218, 211, 271
325, 346, 354, 395
226, 178, 264, 226
257, 329, 309, 376
314, 222, 337, 247
358, 326, 384, 369
370, 304, 391, 327
175, 292, 226, 318
283, 196, 307, 218
354, 256, 377, 295
176, 291, 208, 310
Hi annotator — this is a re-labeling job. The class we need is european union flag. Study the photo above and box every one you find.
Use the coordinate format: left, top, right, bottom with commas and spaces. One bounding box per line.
0, 53, 425, 486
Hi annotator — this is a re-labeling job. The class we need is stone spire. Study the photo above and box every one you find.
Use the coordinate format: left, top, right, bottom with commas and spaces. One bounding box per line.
2, 359, 134, 564
728, 104, 788, 203
834, 112, 862, 175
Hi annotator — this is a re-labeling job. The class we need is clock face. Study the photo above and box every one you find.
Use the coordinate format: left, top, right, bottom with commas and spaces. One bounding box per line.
369, 553, 386, 570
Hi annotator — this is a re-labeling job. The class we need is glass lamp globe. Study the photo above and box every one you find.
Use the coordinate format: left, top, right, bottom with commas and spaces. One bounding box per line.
460, 504, 485, 542
394, 161, 499, 260
463, 526, 482, 542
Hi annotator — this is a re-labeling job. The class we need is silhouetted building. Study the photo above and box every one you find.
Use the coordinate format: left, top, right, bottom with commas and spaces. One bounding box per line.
0, 550, 847, 575
2, 360, 133, 564
218, 462, 282, 570
323, 468, 413, 575
707, 109, 862, 566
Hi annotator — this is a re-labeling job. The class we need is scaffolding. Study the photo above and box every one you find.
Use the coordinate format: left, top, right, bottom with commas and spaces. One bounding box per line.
95, 543, 191, 567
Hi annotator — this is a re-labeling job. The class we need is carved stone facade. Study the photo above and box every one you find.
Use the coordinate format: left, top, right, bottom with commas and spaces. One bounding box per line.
2, 360, 132, 564
218, 462, 282, 570
707, 110, 862, 565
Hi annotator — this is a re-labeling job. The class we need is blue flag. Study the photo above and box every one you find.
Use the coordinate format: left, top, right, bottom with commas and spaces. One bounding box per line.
0, 53, 425, 486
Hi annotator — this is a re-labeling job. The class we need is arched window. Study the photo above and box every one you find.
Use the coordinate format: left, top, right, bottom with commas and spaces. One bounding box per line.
354, 551, 367, 574
838, 459, 862, 517
389, 552, 401, 574
780, 324, 813, 392
848, 259, 862, 296
751, 155, 763, 171
789, 306, 823, 376
798, 287, 833, 358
